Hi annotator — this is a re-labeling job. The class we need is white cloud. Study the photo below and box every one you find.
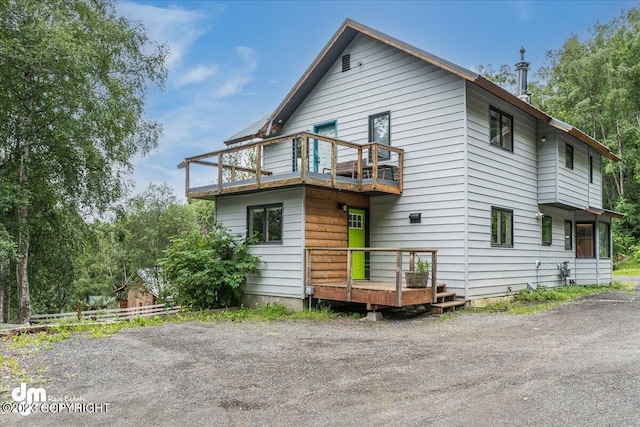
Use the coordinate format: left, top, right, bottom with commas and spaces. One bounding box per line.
213, 47, 259, 98
117, 1, 211, 69
509, 1, 532, 21
176, 65, 218, 86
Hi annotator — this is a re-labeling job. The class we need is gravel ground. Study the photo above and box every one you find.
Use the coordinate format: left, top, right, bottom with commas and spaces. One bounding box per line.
3, 279, 640, 427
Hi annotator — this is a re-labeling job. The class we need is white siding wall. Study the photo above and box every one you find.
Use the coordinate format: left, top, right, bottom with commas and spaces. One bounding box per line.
466, 83, 541, 298
279, 33, 467, 293
537, 126, 559, 204
215, 188, 305, 299
558, 139, 590, 208
588, 151, 603, 210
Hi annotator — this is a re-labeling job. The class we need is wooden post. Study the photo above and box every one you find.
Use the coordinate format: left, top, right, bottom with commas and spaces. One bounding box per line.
396, 250, 403, 306
217, 153, 223, 194
185, 161, 190, 197
431, 250, 438, 303
76, 301, 82, 321
409, 251, 415, 272
346, 249, 353, 302
372, 144, 379, 188
331, 140, 337, 187
397, 149, 403, 191
299, 136, 307, 181
256, 146, 262, 188
357, 147, 363, 187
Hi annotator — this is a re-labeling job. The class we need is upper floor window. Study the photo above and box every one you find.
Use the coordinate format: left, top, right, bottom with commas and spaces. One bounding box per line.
369, 111, 391, 161
489, 106, 513, 151
491, 207, 513, 247
541, 216, 552, 246
247, 203, 283, 244
565, 144, 574, 169
589, 156, 594, 183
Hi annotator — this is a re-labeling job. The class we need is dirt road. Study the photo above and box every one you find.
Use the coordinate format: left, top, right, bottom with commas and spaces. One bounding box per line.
3, 280, 639, 426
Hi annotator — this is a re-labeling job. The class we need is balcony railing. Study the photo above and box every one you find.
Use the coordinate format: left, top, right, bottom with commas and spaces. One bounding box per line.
182, 132, 403, 198
305, 247, 439, 307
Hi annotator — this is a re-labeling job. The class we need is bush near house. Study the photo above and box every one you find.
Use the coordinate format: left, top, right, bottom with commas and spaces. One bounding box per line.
159, 225, 260, 310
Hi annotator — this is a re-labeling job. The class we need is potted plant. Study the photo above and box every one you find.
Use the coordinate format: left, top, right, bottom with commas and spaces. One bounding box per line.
405, 257, 430, 288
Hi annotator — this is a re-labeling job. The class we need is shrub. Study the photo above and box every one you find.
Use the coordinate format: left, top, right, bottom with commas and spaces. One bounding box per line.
159, 224, 261, 310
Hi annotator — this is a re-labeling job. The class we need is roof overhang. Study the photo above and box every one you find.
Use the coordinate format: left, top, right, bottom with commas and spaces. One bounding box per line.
587, 207, 624, 219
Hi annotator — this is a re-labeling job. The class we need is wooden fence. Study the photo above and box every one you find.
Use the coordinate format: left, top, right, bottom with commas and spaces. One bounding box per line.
30, 303, 182, 325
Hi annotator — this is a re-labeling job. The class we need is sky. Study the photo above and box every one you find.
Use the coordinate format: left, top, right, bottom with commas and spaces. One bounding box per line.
117, 0, 636, 201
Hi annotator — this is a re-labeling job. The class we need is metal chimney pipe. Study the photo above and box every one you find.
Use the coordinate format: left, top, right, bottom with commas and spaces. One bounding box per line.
515, 47, 531, 103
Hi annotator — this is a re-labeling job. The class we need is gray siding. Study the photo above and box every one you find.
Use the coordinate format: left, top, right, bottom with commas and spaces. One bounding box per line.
558, 139, 589, 209
215, 188, 305, 299
537, 126, 559, 204
277, 33, 467, 292
466, 83, 541, 298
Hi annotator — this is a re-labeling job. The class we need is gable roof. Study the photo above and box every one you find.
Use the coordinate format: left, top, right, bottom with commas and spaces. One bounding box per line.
225, 18, 619, 162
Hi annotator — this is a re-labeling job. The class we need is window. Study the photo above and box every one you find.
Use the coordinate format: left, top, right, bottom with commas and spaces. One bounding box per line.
489, 106, 513, 151
599, 222, 611, 258
541, 216, 552, 246
565, 144, 574, 169
369, 111, 390, 161
247, 204, 283, 243
589, 156, 594, 183
576, 223, 594, 258
491, 207, 513, 247
564, 220, 573, 250
348, 212, 363, 229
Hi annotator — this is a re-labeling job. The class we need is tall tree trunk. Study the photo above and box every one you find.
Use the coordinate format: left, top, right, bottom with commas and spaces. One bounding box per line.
17, 130, 30, 323
0, 256, 10, 323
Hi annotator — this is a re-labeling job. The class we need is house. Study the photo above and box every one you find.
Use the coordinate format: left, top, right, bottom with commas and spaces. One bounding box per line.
114, 268, 162, 309
181, 19, 621, 312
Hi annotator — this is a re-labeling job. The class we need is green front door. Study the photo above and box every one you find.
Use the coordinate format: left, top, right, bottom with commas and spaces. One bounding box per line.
348, 208, 366, 280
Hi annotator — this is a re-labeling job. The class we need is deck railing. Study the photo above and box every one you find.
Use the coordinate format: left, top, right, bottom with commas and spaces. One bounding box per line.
305, 247, 438, 306
182, 131, 403, 197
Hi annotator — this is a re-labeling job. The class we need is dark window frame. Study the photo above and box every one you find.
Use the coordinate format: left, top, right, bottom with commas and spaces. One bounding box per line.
368, 111, 391, 161
589, 155, 594, 184
491, 207, 514, 248
564, 220, 573, 251
247, 203, 283, 244
565, 143, 574, 170
576, 222, 595, 258
599, 222, 611, 259
489, 106, 514, 152
541, 216, 552, 246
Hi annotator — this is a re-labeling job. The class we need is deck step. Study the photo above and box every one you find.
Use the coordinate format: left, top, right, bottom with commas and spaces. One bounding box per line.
429, 298, 466, 315
431, 299, 466, 309
436, 291, 456, 299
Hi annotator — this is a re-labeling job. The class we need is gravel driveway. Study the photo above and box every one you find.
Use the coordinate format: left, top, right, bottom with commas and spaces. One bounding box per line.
3, 279, 640, 426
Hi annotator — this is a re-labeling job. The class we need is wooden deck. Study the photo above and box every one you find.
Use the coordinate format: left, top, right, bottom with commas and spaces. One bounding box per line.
312, 281, 436, 307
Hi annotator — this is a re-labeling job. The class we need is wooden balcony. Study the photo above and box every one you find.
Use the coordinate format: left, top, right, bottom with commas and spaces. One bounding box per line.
305, 247, 440, 307
182, 132, 403, 199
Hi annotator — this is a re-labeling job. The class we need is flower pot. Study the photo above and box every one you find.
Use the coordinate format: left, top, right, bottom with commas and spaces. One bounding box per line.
405, 271, 429, 288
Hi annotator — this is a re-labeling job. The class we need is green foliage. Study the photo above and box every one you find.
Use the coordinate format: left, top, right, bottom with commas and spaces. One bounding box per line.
0, 0, 167, 321
160, 225, 261, 310
415, 257, 430, 274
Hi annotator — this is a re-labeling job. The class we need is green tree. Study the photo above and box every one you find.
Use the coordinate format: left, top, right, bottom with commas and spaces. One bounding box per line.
160, 225, 260, 310
0, 0, 166, 321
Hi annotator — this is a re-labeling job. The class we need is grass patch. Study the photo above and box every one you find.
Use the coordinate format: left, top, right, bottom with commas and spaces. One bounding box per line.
467, 282, 634, 315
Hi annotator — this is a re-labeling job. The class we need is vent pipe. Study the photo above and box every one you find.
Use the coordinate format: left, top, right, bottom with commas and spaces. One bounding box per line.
515, 47, 531, 103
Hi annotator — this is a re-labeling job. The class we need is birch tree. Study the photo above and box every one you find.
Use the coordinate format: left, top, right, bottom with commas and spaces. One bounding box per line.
0, 0, 166, 322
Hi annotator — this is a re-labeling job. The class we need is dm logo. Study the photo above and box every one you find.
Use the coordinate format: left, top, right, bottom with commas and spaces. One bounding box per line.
11, 382, 47, 416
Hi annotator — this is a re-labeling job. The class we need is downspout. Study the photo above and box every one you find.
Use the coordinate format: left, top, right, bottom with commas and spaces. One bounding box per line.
463, 81, 469, 300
